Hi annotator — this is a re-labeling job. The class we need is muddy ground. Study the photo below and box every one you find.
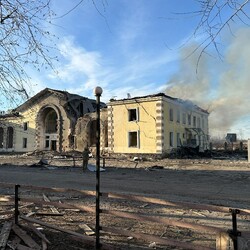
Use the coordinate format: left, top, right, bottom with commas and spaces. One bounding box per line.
0, 153, 250, 249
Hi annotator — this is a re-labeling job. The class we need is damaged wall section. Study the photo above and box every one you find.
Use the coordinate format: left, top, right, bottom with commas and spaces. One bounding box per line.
74, 108, 108, 153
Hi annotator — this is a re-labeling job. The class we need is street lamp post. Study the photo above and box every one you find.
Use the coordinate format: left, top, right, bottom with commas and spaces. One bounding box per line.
94, 86, 103, 249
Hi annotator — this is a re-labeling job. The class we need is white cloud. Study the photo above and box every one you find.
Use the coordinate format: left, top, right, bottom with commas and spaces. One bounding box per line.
45, 35, 177, 102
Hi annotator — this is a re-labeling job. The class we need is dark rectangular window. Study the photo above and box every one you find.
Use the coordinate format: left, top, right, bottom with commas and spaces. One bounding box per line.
23, 138, 27, 148
23, 122, 28, 131
128, 109, 138, 122
170, 132, 173, 147
128, 131, 139, 147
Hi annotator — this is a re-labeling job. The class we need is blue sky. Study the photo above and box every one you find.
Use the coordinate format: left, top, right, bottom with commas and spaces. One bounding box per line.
30, 0, 201, 99
23, 0, 250, 139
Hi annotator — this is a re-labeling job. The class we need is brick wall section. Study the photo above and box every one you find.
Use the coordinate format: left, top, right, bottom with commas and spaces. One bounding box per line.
155, 100, 164, 154
107, 106, 114, 152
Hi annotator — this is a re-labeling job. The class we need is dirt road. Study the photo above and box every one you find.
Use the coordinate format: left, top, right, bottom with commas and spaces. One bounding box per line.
1, 156, 250, 249
0, 157, 250, 208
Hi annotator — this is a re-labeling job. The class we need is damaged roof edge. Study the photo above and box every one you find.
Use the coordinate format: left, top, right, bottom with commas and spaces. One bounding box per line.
13, 88, 101, 112
108, 92, 209, 114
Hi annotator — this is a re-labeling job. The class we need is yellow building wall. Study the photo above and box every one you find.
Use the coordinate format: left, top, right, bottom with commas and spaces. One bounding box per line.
111, 101, 158, 154
162, 100, 209, 151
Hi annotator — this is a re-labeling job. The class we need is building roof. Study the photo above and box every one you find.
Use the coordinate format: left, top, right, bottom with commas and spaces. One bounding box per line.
108, 92, 209, 114
13, 88, 99, 112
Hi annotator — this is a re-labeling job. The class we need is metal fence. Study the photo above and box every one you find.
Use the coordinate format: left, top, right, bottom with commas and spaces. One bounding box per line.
0, 182, 249, 250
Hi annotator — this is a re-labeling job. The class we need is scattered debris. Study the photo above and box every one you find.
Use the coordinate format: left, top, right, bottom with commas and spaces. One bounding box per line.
42, 194, 61, 215
0, 221, 50, 250
38, 159, 49, 165
148, 241, 157, 248
12, 224, 41, 249
87, 165, 106, 172
79, 223, 95, 236
0, 221, 12, 249
146, 165, 164, 171
139, 204, 149, 208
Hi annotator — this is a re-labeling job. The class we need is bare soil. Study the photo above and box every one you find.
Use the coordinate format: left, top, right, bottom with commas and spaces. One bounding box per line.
0, 153, 250, 249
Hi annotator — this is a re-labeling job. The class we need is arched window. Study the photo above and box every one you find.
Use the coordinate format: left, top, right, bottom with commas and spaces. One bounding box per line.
7, 127, 13, 148
45, 110, 57, 133
0, 127, 3, 148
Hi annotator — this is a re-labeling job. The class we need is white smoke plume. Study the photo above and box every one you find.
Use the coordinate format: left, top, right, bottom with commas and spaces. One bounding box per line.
166, 28, 250, 138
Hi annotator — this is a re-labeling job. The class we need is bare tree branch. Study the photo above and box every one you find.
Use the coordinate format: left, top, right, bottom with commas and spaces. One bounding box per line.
0, 0, 57, 108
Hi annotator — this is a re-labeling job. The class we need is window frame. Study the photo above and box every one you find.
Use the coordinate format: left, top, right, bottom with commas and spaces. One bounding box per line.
169, 132, 174, 147
128, 108, 139, 122
23, 122, 28, 131
23, 138, 27, 148
128, 131, 140, 148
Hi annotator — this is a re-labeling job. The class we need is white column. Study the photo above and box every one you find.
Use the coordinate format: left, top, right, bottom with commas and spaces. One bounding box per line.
248, 139, 250, 163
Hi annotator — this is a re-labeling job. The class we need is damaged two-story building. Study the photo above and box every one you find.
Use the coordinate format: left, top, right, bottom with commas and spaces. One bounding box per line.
0, 88, 209, 157
0, 88, 106, 153
107, 93, 209, 156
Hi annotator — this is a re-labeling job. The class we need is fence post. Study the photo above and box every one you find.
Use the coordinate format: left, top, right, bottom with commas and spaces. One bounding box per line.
228, 209, 241, 250
14, 184, 20, 224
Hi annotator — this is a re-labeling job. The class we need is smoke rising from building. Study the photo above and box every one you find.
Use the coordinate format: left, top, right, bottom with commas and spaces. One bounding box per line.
166, 28, 250, 138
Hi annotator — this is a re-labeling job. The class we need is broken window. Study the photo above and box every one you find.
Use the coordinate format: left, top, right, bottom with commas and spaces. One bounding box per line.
169, 132, 173, 147
182, 113, 186, 124
23, 122, 28, 131
45, 110, 57, 133
128, 131, 139, 148
169, 108, 173, 121
176, 110, 180, 123
6, 127, 13, 148
128, 108, 139, 122
23, 138, 27, 148
0, 127, 3, 148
